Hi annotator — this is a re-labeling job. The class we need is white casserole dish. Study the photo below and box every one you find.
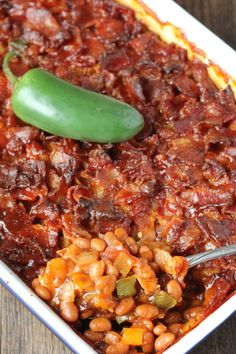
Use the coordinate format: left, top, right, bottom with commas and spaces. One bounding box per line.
0, 1, 235, 353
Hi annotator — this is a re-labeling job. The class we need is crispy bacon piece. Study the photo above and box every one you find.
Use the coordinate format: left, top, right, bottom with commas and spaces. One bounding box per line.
25, 8, 61, 38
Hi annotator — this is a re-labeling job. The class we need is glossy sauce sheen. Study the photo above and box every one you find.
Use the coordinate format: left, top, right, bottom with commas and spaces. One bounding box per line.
0, 0, 235, 353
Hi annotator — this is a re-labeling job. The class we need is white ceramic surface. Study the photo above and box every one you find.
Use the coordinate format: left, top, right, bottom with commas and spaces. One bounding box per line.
0, 1, 235, 353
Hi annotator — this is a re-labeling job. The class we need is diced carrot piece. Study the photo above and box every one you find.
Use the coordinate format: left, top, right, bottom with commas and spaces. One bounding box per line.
72, 272, 94, 292
42, 258, 68, 290
90, 294, 116, 312
122, 327, 146, 345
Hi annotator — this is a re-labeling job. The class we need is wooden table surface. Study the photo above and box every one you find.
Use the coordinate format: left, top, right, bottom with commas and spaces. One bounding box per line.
0, 1, 235, 353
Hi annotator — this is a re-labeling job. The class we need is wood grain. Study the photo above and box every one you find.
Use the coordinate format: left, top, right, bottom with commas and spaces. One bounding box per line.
0, 285, 70, 354
176, 0, 236, 49
0, 1, 236, 354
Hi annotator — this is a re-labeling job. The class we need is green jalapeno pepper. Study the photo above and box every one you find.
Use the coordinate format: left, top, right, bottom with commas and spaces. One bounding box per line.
150, 290, 177, 311
116, 275, 137, 298
3, 52, 144, 143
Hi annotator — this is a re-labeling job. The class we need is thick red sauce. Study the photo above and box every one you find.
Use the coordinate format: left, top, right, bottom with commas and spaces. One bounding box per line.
0, 1, 235, 352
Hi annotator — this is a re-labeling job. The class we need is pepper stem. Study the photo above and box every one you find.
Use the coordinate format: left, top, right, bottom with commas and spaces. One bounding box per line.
2, 52, 19, 87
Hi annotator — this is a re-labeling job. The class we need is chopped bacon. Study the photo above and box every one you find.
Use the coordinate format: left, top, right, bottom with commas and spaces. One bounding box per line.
196, 215, 236, 246
101, 48, 131, 72
128, 32, 154, 55
94, 18, 124, 42
202, 159, 229, 186
25, 8, 61, 38
179, 184, 233, 208
0, 205, 58, 272
173, 74, 200, 98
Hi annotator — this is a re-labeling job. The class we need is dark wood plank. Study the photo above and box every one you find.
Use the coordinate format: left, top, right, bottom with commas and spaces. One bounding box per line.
0, 285, 71, 354
189, 314, 236, 354
0, 2, 235, 354
175, 0, 236, 49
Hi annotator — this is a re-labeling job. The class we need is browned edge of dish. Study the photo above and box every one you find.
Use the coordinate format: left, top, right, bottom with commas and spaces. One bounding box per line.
116, 0, 236, 98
